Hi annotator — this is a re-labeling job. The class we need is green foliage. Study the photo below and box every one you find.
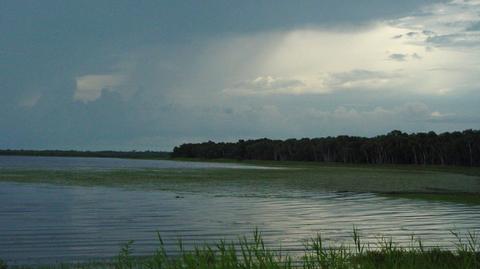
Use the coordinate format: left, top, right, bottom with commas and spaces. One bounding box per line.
172, 129, 480, 166
115, 240, 135, 269
0, 258, 8, 269
111, 229, 480, 269
6, 229, 479, 269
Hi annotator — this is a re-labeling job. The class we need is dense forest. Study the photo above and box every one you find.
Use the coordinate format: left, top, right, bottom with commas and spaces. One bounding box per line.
0, 150, 170, 159
172, 130, 480, 166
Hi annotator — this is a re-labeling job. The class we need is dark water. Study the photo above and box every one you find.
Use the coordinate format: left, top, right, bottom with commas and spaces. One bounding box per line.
0, 155, 271, 170
0, 156, 479, 265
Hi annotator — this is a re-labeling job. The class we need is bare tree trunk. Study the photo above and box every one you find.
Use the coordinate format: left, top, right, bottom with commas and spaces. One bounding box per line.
468, 142, 473, 166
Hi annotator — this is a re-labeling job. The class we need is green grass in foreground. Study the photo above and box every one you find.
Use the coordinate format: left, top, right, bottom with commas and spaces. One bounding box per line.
1, 161, 479, 204
2, 229, 479, 269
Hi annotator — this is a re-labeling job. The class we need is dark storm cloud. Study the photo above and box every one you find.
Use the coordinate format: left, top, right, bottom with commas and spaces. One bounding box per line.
1, 0, 479, 150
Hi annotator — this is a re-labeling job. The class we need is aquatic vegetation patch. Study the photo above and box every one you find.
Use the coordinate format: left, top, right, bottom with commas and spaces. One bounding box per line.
1, 162, 479, 204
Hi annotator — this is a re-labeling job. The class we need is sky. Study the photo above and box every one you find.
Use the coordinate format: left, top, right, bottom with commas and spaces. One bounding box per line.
1, 0, 480, 151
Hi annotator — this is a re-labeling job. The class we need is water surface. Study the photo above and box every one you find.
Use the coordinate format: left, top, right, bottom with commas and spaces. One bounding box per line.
0, 156, 479, 265
1, 181, 479, 265
0, 155, 270, 170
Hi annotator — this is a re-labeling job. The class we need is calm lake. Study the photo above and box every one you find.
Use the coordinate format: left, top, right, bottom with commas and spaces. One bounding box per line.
1, 156, 479, 265
0, 155, 270, 170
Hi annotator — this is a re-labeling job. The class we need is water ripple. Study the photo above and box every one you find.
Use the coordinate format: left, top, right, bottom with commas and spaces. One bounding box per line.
1, 181, 479, 265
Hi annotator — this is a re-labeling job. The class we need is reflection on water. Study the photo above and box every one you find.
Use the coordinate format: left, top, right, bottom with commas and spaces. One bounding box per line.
0, 156, 271, 170
1, 181, 479, 265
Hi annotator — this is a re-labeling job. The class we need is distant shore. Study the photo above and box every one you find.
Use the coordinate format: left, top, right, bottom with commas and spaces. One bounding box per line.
0, 149, 171, 160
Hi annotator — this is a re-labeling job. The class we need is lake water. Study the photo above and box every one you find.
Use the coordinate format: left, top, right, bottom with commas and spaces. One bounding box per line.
0, 155, 271, 170
1, 156, 480, 265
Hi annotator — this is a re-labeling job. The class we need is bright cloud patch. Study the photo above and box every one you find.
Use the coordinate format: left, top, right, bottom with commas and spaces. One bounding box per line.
74, 74, 125, 102
224, 69, 404, 96
305, 102, 454, 127
223, 76, 306, 95
219, 0, 480, 96
394, 0, 480, 48
323, 69, 401, 90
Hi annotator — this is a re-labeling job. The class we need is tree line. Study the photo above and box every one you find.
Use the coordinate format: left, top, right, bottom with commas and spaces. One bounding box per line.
172, 130, 480, 166
0, 149, 170, 159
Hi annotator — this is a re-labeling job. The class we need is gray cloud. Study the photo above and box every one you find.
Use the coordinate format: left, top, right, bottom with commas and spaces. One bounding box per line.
389, 0, 480, 49
422, 30, 436, 36
224, 76, 306, 95
307, 102, 446, 123
389, 53, 408, 61
323, 69, 402, 90
1, 0, 480, 150
466, 21, 480, 31
426, 33, 480, 47
411, 53, 422, 59
406, 31, 420, 37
